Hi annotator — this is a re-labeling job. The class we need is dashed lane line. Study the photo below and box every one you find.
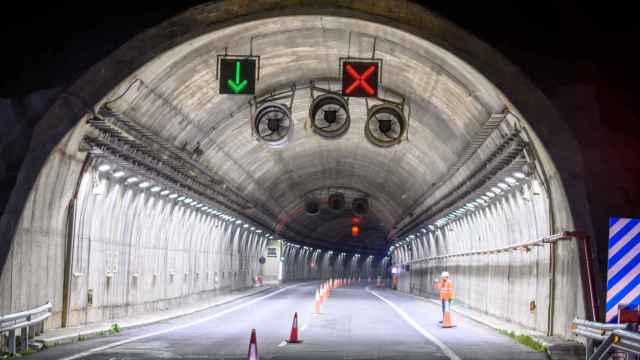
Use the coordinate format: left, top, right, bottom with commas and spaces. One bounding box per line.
367, 288, 462, 360
59, 284, 303, 360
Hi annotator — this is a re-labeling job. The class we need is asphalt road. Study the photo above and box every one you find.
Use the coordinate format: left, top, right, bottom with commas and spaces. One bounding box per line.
27, 282, 548, 359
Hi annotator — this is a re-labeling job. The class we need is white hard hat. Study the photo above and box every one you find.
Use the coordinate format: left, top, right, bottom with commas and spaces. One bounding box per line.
441, 271, 450, 278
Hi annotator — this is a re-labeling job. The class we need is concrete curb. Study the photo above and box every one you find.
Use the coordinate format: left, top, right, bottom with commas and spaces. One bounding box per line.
396, 290, 584, 360
34, 285, 276, 348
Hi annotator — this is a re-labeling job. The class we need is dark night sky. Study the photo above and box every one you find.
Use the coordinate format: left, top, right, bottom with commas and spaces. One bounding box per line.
0, 1, 638, 131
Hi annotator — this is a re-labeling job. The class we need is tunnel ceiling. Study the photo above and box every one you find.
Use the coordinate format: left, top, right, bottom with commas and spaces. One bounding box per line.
100, 15, 509, 253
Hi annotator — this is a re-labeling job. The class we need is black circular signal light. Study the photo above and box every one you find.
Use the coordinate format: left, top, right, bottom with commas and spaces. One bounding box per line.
254, 102, 292, 147
328, 193, 345, 211
304, 199, 321, 215
352, 197, 369, 215
365, 104, 407, 147
309, 94, 351, 139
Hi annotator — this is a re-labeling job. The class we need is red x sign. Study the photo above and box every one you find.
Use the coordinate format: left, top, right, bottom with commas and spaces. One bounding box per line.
342, 61, 379, 97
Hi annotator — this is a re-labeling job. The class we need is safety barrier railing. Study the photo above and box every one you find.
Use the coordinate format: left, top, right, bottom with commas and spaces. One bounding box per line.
572, 319, 640, 359
405, 231, 599, 323
0, 302, 52, 355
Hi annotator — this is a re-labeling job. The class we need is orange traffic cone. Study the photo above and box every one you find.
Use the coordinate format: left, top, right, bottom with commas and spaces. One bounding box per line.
247, 329, 259, 360
320, 285, 326, 302
439, 301, 456, 328
313, 289, 322, 314
286, 312, 303, 343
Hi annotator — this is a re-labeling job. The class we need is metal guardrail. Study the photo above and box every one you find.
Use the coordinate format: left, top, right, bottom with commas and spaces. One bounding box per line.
573, 319, 640, 359
0, 302, 52, 355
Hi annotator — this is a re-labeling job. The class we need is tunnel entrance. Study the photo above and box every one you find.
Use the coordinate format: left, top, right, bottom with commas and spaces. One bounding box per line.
0, 0, 596, 344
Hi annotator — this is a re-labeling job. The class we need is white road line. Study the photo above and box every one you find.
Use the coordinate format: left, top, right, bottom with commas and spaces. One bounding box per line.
59, 284, 302, 360
277, 341, 287, 347
367, 288, 462, 360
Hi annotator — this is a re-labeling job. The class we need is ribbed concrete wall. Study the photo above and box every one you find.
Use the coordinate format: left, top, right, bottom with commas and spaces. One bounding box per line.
394, 183, 556, 334
282, 246, 387, 282
66, 166, 267, 326
0, 127, 85, 329
0, 127, 269, 329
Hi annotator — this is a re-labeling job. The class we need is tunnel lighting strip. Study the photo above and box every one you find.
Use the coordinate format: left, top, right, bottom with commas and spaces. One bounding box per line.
87, 111, 279, 224
386, 166, 536, 256
88, 152, 282, 240
396, 127, 526, 239
390, 137, 529, 245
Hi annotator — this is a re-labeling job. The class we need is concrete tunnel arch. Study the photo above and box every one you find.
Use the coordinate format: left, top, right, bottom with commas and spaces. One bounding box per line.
0, 0, 597, 340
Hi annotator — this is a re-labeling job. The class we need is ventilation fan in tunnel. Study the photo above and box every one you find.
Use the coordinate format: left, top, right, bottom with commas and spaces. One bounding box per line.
352, 197, 369, 215
309, 93, 351, 139
328, 193, 345, 211
365, 104, 407, 147
253, 102, 292, 148
304, 198, 320, 215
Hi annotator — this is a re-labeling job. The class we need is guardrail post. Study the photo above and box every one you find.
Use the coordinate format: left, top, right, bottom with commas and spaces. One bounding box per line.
586, 338, 594, 360
8, 329, 16, 355
21, 314, 31, 352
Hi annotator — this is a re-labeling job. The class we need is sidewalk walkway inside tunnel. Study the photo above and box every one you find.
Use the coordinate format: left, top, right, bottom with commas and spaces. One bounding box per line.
22, 281, 568, 360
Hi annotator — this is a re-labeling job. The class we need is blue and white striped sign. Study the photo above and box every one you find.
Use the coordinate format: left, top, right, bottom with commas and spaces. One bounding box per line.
606, 217, 640, 323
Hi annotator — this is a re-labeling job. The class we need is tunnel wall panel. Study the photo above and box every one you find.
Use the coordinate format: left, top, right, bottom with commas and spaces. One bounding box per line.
396, 185, 555, 335
0, 130, 269, 328
67, 167, 268, 326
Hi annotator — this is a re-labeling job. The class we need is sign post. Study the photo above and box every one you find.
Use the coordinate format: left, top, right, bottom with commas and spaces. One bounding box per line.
606, 217, 640, 323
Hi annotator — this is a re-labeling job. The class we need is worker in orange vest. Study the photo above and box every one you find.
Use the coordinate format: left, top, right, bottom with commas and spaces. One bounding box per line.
434, 271, 454, 323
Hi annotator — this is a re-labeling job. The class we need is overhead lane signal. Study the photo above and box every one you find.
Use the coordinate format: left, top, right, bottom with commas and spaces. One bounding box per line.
341, 59, 381, 98
218, 56, 258, 95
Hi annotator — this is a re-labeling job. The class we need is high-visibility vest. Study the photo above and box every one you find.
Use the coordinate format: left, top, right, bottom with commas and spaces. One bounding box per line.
436, 278, 454, 300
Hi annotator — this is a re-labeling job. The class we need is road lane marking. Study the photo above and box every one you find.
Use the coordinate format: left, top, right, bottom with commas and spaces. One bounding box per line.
59, 284, 303, 360
367, 288, 461, 360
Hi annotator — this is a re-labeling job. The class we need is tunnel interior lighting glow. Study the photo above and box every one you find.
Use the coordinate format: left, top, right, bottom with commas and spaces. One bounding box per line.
195, 204, 203, 208
498, 182, 509, 190
138, 181, 150, 188
98, 164, 112, 172
235, 220, 242, 224
112, 170, 126, 178
243, 224, 249, 228
126, 177, 139, 184
150, 186, 161, 192
513, 171, 526, 179
160, 190, 170, 195
169, 194, 179, 199
491, 187, 502, 194
505, 176, 517, 184
256, 230, 262, 233
481, 195, 490, 201
202, 206, 209, 210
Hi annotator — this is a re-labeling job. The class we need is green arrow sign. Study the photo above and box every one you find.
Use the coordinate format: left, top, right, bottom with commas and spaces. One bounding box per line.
227, 61, 248, 93
219, 57, 256, 95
